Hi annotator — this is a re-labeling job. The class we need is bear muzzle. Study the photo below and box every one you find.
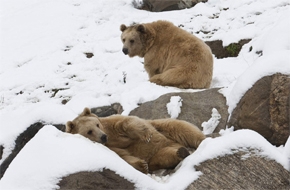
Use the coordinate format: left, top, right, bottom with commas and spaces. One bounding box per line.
122, 48, 129, 55
101, 134, 107, 144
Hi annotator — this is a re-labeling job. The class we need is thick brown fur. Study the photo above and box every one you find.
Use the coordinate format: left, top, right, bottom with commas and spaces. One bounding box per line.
66, 108, 205, 173
120, 20, 213, 89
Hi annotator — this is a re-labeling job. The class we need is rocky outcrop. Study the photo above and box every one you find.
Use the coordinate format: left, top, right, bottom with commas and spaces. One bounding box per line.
130, 88, 229, 133
58, 169, 135, 190
188, 149, 290, 189
228, 73, 290, 146
140, 0, 208, 12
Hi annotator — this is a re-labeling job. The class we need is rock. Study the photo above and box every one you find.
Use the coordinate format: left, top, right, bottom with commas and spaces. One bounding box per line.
0, 145, 3, 160
0, 122, 44, 179
57, 149, 290, 190
205, 39, 251, 58
58, 169, 135, 190
228, 73, 290, 146
130, 88, 229, 132
141, 0, 207, 12
84, 52, 94, 58
0, 123, 65, 179
187, 149, 290, 189
269, 74, 290, 145
91, 103, 123, 117
205, 133, 220, 138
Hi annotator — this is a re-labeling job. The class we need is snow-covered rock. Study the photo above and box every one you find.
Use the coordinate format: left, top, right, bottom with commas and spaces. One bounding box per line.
1, 0, 290, 189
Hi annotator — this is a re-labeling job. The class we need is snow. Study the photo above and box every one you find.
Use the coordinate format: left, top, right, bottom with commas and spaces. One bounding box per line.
167, 96, 183, 119
0, 0, 290, 189
201, 108, 221, 135
0, 127, 288, 190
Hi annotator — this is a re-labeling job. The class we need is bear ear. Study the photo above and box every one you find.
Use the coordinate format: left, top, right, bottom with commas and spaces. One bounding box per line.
66, 121, 74, 133
81, 107, 91, 116
137, 24, 146, 33
120, 24, 127, 32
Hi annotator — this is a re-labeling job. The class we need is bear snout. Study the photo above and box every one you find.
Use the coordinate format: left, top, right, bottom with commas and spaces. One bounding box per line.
101, 134, 107, 143
122, 48, 129, 55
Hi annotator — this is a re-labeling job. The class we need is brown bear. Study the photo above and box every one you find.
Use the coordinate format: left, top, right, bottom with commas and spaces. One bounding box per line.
66, 108, 205, 173
120, 20, 213, 89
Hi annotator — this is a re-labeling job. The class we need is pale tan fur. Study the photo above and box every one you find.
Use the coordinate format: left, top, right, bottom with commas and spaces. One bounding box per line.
120, 20, 213, 89
66, 108, 205, 173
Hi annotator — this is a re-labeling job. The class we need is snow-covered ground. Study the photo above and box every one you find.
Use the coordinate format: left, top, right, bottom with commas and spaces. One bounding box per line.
0, 0, 290, 189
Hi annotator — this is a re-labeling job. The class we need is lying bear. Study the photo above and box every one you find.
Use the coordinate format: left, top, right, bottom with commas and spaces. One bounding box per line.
120, 20, 213, 89
66, 108, 205, 173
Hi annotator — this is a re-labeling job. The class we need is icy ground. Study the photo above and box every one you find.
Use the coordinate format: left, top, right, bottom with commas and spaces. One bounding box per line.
0, 0, 290, 189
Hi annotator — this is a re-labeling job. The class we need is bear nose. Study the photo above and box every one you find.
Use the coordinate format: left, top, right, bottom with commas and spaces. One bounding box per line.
101, 134, 107, 143
122, 48, 128, 55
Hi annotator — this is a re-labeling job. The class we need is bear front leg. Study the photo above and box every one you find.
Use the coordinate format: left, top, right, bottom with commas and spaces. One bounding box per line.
122, 117, 154, 143
148, 145, 189, 171
150, 119, 206, 149
110, 147, 149, 174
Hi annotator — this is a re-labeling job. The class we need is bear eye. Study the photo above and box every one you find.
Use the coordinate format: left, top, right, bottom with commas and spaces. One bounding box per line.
96, 124, 99, 128
122, 39, 125, 42
130, 39, 134, 43
87, 130, 93, 135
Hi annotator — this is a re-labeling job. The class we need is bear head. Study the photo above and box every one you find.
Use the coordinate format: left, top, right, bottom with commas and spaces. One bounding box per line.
66, 107, 107, 144
120, 23, 155, 58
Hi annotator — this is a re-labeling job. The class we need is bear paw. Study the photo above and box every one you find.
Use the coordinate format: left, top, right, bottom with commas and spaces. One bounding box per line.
139, 128, 153, 143
135, 160, 149, 174
177, 147, 190, 159
149, 77, 162, 85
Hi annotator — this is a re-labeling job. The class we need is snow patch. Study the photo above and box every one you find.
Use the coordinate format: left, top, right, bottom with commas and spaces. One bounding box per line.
166, 96, 183, 119
202, 108, 221, 135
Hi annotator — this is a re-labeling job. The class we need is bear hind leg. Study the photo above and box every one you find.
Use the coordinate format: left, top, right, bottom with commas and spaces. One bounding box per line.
122, 155, 149, 174
149, 68, 193, 89
110, 147, 149, 173
148, 145, 189, 171
177, 147, 190, 159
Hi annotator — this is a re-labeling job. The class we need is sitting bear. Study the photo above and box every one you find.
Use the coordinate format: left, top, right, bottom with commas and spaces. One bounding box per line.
120, 20, 213, 89
66, 108, 205, 173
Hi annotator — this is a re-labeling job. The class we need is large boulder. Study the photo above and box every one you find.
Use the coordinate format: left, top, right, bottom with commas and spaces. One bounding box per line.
141, 0, 207, 12
187, 149, 290, 189
228, 73, 290, 146
0, 122, 49, 179
130, 88, 229, 133
58, 169, 135, 190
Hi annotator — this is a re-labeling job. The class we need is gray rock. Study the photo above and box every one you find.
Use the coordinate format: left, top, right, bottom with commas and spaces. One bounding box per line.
0, 123, 65, 179
141, 0, 207, 12
58, 169, 135, 190
91, 103, 123, 117
0, 145, 3, 161
228, 73, 290, 146
130, 88, 229, 132
57, 149, 290, 190
188, 149, 290, 189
